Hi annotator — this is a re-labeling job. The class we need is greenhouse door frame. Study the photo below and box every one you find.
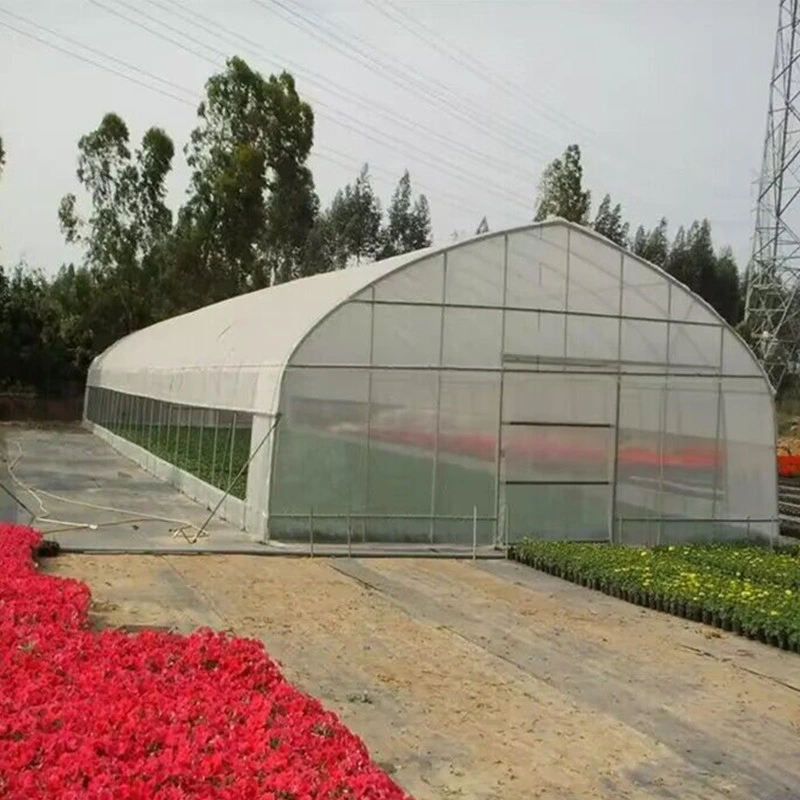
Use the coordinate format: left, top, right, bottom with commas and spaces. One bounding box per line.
496, 371, 620, 545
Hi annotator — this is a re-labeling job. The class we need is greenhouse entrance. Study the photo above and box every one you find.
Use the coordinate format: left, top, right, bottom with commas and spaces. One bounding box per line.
501, 371, 617, 542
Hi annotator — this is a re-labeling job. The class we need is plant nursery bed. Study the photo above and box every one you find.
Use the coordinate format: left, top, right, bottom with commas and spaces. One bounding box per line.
511, 539, 800, 651
0, 523, 409, 799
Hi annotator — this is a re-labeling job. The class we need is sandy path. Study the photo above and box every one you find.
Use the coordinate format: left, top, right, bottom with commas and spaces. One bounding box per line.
44, 554, 800, 800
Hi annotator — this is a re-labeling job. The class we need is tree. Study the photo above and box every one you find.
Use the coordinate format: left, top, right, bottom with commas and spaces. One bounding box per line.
0, 134, 5, 181
58, 113, 174, 338
326, 164, 382, 266
378, 170, 432, 258
592, 193, 629, 246
533, 144, 591, 224
714, 246, 742, 325
174, 57, 317, 300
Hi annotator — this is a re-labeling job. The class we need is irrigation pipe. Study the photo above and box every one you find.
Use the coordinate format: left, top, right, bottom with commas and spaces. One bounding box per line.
3, 440, 204, 540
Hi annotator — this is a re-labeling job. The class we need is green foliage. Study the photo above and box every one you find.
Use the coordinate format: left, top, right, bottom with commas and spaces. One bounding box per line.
111, 421, 251, 500
512, 540, 800, 650
58, 113, 175, 338
326, 164, 382, 266
0, 265, 79, 395
592, 193, 629, 246
534, 144, 591, 224
378, 170, 432, 258
174, 58, 317, 301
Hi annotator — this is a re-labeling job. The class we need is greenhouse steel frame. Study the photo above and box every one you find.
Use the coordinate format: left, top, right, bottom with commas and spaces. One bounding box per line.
85, 220, 779, 546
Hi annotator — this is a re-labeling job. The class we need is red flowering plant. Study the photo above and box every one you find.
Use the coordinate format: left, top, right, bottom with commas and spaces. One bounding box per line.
0, 524, 412, 800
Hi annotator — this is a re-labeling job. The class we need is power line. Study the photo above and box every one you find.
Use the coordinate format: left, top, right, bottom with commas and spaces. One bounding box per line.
1, 7, 487, 220
92, 0, 535, 211
142, 0, 539, 185
250, 0, 556, 163
0, 6, 197, 101
0, 16, 195, 108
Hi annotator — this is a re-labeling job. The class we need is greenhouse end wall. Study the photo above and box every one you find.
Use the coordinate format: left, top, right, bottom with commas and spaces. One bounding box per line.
268, 225, 778, 546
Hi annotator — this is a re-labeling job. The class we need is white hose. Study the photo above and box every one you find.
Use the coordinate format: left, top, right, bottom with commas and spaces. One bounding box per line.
3, 440, 207, 540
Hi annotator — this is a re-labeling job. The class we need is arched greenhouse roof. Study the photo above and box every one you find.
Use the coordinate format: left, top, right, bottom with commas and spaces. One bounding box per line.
87, 220, 769, 416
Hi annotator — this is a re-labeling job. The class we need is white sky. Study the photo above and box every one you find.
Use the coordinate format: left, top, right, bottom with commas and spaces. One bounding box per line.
0, 0, 777, 275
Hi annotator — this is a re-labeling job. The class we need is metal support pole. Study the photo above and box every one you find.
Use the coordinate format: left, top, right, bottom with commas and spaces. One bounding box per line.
148, 397, 155, 451
429, 252, 448, 543
227, 412, 237, 492
309, 507, 315, 558
364, 286, 376, 543
472, 505, 478, 560
347, 503, 352, 558
608, 251, 625, 544
211, 409, 219, 487
174, 404, 181, 465
197, 406, 205, 476
710, 328, 725, 535
657, 285, 672, 546
494, 233, 509, 548
165, 403, 172, 456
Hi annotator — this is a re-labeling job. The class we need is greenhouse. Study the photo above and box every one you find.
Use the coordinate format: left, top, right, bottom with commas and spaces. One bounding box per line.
84, 220, 778, 546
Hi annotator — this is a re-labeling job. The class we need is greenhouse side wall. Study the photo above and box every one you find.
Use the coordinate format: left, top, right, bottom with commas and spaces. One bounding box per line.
84, 386, 255, 533
268, 224, 778, 546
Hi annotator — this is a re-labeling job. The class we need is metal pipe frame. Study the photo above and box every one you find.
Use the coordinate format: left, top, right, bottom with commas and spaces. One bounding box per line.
428, 251, 448, 543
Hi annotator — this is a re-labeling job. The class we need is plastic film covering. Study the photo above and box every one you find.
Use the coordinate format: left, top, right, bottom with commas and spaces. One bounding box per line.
84, 220, 777, 545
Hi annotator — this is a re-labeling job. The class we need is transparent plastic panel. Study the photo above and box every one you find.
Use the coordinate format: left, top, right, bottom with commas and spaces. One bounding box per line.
372, 303, 441, 366
367, 369, 438, 526
620, 319, 668, 365
660, 376, 719, 526
566, 231, 621, 315
621, 255, 669, 318
445, 236, 505, 306
293, 301, 371, 365
506, 229, 567, 310
722, 329, 761, 377
505, 483, 610, 542
504, 310, 565, 361
373, 254, 444, 303
669, 322, 722, 371
717, 378, 776, 532
502, 423, 613, 483
565, 315, 619, 362
670, 288, 714, 323
503, 372, 616, 425
434, 371, 500, 543
616, 376, 665, 541
442, 307, 502, 367
271, 368, 370, 532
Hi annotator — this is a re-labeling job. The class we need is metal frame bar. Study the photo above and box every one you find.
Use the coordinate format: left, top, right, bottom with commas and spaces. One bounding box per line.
505, 421, 612, 428
710, 327, 726, 526
289, 363, 748, 379
350, 297, 722, 329
364, 286, 376, 542
505, 480, 611, 487
608, 251, 625, 543
227, 411, 237, 490
657, 284, 673, 545
428, 251, 448, 543
211, 409, 219, 486
493, 233, 509, 547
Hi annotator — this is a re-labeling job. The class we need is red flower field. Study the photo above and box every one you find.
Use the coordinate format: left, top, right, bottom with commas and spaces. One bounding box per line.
0, 524, 411, 799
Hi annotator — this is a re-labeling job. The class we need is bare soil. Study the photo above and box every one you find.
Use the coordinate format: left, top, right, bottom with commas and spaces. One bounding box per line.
43, 555, 800, 800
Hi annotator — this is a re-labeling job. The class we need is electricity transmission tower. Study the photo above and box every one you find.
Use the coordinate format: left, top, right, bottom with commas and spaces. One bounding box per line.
745, 0, 800, 391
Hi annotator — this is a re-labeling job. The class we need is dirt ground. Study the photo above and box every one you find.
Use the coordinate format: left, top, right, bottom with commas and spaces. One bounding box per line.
44, 555, 800, 800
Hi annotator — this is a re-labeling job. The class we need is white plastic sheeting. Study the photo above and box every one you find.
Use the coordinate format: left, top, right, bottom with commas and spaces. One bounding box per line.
86, 221, 778, 544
